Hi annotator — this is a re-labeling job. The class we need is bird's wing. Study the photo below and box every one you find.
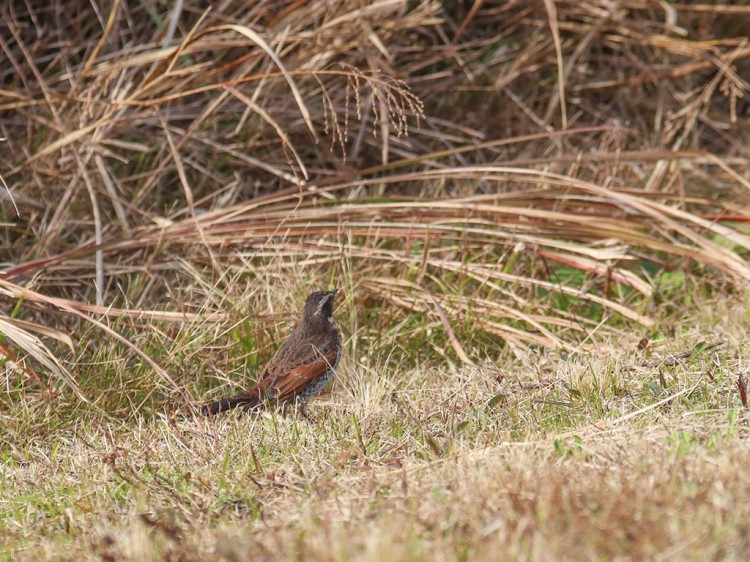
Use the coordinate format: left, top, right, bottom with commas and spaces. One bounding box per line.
263, 343, 340, 401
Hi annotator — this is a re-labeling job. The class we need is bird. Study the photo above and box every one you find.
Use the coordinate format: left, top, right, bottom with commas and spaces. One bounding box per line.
201, 289, 341, 416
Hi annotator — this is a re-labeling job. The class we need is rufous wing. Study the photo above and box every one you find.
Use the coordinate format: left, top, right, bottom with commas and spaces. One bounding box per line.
265, 345, 339, 401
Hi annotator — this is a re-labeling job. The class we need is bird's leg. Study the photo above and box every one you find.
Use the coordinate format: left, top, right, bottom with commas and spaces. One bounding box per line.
297, 399, 310, 419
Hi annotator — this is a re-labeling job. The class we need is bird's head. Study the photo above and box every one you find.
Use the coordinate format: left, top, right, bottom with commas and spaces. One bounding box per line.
302, 289, 338, 325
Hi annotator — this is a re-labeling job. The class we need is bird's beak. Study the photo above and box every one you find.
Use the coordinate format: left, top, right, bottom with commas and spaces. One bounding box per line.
331, 288, 339, 296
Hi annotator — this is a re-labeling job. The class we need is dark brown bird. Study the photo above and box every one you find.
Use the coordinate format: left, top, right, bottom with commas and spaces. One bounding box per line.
202, 289, 341, 416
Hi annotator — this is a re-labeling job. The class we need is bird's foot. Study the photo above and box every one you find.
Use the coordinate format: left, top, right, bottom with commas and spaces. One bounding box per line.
297, 400, 310, 419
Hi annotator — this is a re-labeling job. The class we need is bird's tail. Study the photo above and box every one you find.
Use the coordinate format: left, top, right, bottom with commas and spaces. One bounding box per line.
201, 387, 262, 415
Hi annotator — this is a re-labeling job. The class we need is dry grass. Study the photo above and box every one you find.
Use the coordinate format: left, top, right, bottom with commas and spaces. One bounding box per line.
2, 0, 750, 559
2, 2, 750, 366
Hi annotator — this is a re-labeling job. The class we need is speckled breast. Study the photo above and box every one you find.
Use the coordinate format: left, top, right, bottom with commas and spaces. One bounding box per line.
298, 348, 340, 400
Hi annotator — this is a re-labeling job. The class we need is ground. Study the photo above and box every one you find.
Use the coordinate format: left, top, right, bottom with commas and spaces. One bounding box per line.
3, 295, 750, 561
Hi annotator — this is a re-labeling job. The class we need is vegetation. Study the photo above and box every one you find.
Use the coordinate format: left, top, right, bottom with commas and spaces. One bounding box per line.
1, 1, 750, 559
